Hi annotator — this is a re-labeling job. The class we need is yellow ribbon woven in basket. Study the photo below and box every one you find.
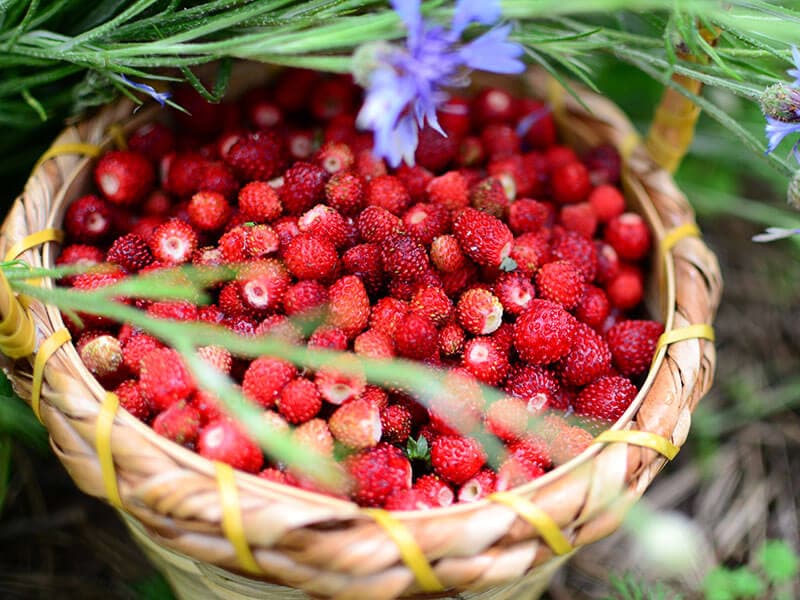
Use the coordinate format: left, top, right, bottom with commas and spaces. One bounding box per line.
107, 123, 128, 151
489, 492, 573, 555
33, 143, 102, 172
4, 228, 64, 263
656, 324, 715, 354
96, 392, 123, 509
215, 462, 263, 575
593, 430, 680, 460
660, 223, 701, 255
30, 328, 71, 423
363, 508, 445, 592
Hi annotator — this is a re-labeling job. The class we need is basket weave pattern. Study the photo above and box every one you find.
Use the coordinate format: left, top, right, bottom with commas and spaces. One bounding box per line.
0, 66, 721, 599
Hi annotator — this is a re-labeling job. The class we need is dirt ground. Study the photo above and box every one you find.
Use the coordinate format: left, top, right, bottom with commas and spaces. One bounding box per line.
0, 213, 798, 600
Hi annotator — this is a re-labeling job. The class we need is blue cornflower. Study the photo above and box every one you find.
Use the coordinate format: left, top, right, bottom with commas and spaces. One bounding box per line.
356, 0, 524, 167
118, 74, 171, 107
752, 226, 800, 242
765, 115, 800, 160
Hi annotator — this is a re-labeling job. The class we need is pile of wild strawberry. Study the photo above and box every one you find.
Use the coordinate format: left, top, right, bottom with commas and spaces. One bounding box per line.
57, 70, 665, 510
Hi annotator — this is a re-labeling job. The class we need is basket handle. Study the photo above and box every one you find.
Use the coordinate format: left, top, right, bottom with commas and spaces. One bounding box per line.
645, 24, 722, 173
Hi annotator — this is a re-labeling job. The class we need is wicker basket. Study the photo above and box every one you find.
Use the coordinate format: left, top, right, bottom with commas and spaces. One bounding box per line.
0, 64, 721, 600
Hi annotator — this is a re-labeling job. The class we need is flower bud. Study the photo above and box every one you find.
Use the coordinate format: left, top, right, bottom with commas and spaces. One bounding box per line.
760, 83, 800, 122
351, 41, 394, 87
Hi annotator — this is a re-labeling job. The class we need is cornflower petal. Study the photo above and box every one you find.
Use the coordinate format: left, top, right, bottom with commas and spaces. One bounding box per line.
752, 227, 800, 242
119, 74, 171, 107
788, 45, 800, 87
765, 116, 800, 154
459, 25, 526, 74
451, 0, 502, 37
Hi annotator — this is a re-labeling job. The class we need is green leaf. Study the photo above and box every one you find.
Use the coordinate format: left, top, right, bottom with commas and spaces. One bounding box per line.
756, 539, 800, 584
727, 567, 765, 598
703, 567, 736, 600
405, 435, 430, 463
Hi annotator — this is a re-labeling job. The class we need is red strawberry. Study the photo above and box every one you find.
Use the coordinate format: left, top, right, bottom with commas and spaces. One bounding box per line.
575, 285, 611, 330
496, 436, 549, 490
65, 195, 113, 243
413, 474, 454, 507
115, 380, 151, 421
310, 76, 356, 120
551, 161, 591, 204
458, 136, 486, 167
244, 223, 280, 258
197, 345, 232, 375
357, 206, 404, 243
315, 142, 354, 174
152, 401, 201, 446
238, 259, 290, 313
225, 131, 286, 180
218, 225, 249, 263
122, 333, 163, 376
431, 435, 486, 485
56, 244, 105, 283
507, 198, 550, 235
298, 204, 348, 248
196, 161, 239, 201
354, 328, 395, 359
438, 96, 471, 137
187, 191, 230, 231
128, 122, 175, 160
106, 233, 153, 272
551, 229, 597, 282
384, 489, 433, 511
277, 377, 322, 424
481, 123, 520, 159
402, 203, 450, 246
458, 469, 497, 502
589, 184, 625, 222
510, 231, 551, 276
308, 325, 349, 351
242, 357, 296, 408
139, 348, 195, 411
369, 297, 408, 337
394, 312, 438, 359
517, 98, 556, 148
415, 125, 457, 172
472, 87, 516, 125
395, 164, 434, 202
493, 272, 536, 316
504, 364, 558, 411
347, 443, 412, 507
164, 153, 206, 197
148, 219, 198, 264
379, 404, 412, 444
147, 300, 198, 322
367, 175, 410, 216
329, 399, 382, 449
513, 299, 578, 364
605, 319, 664, 376
327, 275, 370, 338
430, 235, 465, 273
606, 265, 644, 310
258, 468, 288, 485
281, 161, 329, 215
574, 375, 638, 422
453, 208, 514, 268
535, 260, 585, 309
324, 171, 365, 216
426, 171, 469, 210
548, 422, 593, 465
489, 155, 536, 198
283, 280, 328, 317
380, 235, 428, 280
595, 241, 621, 285
355, 149, 387, 180
283, 233, 338, 281
560, 202, 598, 239
94, 150, 154, 205
197, 418, 263, 473
462, 337, 509, 385
584, 144, 622, 186
604, 212, 651, 261
238, 181, 283, 222
559, 322, 613, 386
315, 358, 366, 405
410, 285, 453, 326
438, 322, 465, 356
457, 288, 504, 335
292, 418, 334, 457
470, 177, 509, 218
342, 243, 384, 294
485, 397, 530, 442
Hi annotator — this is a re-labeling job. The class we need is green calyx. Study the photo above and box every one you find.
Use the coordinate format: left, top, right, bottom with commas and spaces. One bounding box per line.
760, 83, 800, 123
